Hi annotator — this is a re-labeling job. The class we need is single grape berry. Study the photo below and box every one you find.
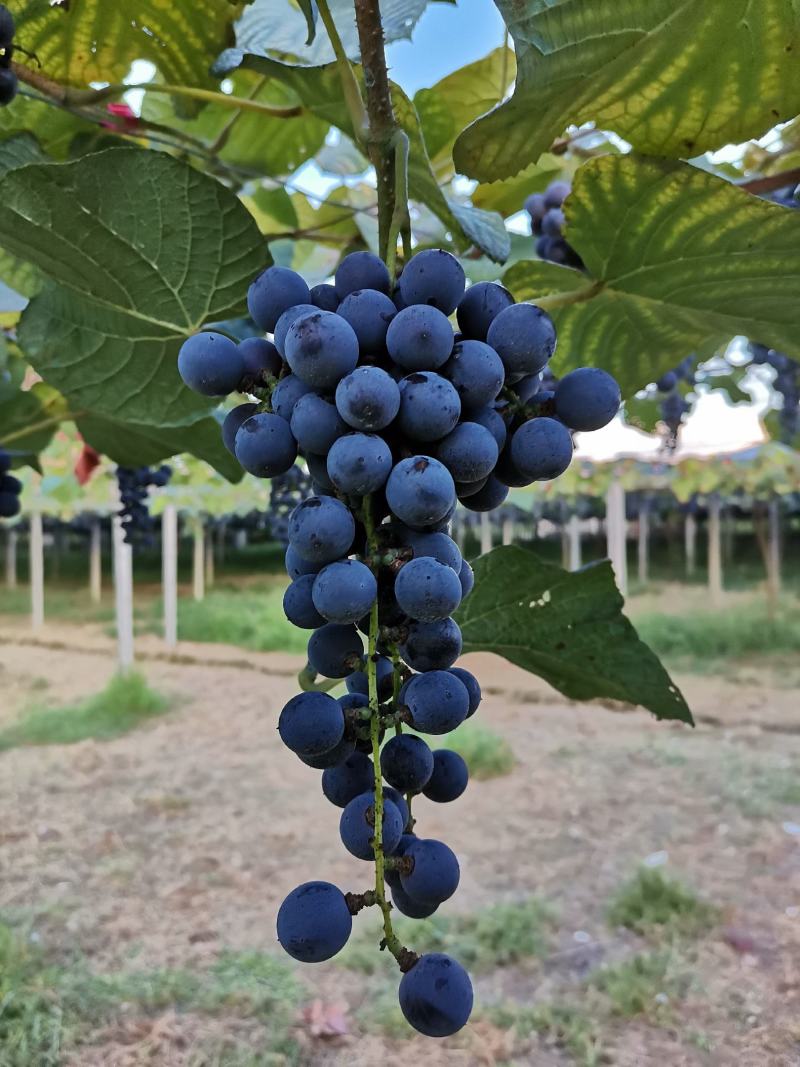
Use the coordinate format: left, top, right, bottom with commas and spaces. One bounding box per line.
400, 838, 460, 905
234, 413, 297, 478
386, 305, 454, 370
460, 474, 509, 512
423, 750, 469, 803
312, 559, 377, 625
398, 249, 465, 315
285, 545, 323, 580
456, 281, 514, 342
298, 735, 357, 770
278, 691, 345, 757
401, 617, 463, 673
336, 366, 401, 431
380, 734, 434, 794
386, 456, 456, 529
322, 752, 375, 808
271, 374, 314, 421
222, 403, 257, 456
248, 266, 310, 332
310, 283, 340, 312
290, 394, 347, 455
340, 792, 404, 860
554, 367, 621, 431
337, 288, 397, 353
394, 556, 463, 622
335, 250, 391, 299
288, 495, 355, 563
487, 303, 557, 380
273, 303, 317, 357
307, 623, 363, 679
471, 406, 508, 451
277, 881, 352, 963
403, 669, 469, 733
509, 417, 573, 481
283, 574, 326, 629
327, 433, 393, 495
443, 340, 505, 412
0, 67, 17, 107
398, 372, 461, 442
448, 667, 481, 716
400, 529, 462, 572
383, 787, 410, 830
178, 332, 244, 396
392, 883, 440, 919
398, 953, 474, 1037
285, 311, 359, 390
437, 422, 499, 483
237, 337, 281, 388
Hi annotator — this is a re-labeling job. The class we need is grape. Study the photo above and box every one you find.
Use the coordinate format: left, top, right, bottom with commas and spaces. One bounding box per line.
278, 691, 345, 757
248, 266, 310, 332
327, 433, 393, 495
116, 465, 172, 546
398, 249, 465, 315
0, 5, 15, 45
448, 667, 481, 716
307, 623, 363, 678
335, 251, 391, 298
340, 792, 404, 860
0, 490, 21, 517
305, 450, 337, 495
0, 68, 17, 107
380, 735, 434, 794
271, 374, 314, 421
238, 337, 281, 388
399, 953, 473, 1037
402, 669, 469, 732
542, 207, 565, 236
423, 750, 469, 803
395, 557, 463, 622
178, 332, 244, 396
283, 574, 327, 630
335, 366, 401, 431
312, 559, 377, 625
277, 882, 352, 963
400, 838, 460, 905
290, 393, 347, 454
322, 752, 375, 807
454, 476, 489, 498
554, 367, 621, 431
392, 883, 439, 919
288, 495, 355, 562
299, 735, 357, 769
386, 456, 456, 528
456, 282, 514, 342
337, 289, 397, 353
386, 305, 454, 370
442, 340, 505, 411
383, 787, 410, 829
486, 304, 556, 380
285, 311, 359, 389
310, 283, 340, 312
398, 373, 461, 442
513, 373, 544, 404
401, 530, 462, 572
495, 443, 532, 489
437, 422, 499, 483
285, 545, 323, 580
525, 192, 546, 224
460, 474, 509, 512
509, 417, 573, 481
346, 655, 395, 701
221, 403, 257, 455
471, 405, 508, 451
234, 412, 297, 478
274, 303, 317, 357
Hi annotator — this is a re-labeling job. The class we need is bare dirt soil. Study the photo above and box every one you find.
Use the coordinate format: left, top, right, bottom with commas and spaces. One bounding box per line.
1, 621, 799, 1066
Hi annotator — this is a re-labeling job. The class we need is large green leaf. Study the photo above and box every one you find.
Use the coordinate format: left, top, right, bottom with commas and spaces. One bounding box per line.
0, 135, 48, 300
503, 156, 800, 396
76, 412, 243, 481
15, 0, 250, 89
2, 148, 266, 426
0, 382, 67, 461
471, 157, 565, 218
454, 0, 800, 180
456, 545, 692, 724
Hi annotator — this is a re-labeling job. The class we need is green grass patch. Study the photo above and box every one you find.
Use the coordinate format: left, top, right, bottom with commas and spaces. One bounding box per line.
0, 672, 169, 751
342, 896, 555, 975
437, 721, 515, 780
489, 1002, 605, 1067
590, 950, 689, 1019
0, 922, 302, 1066
607, 868, 716, 938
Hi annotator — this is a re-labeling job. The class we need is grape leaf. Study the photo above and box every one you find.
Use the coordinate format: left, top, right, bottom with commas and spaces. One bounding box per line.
503, 156, 800, 397
14, 0, 250, 89
0, 148, 266, 426
455, 545, 692, 724
0, 382, 67, 461
454, 0, 800, 180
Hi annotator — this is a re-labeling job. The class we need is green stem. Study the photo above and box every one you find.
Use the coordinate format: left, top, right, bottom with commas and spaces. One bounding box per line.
316, 0, 369, 143
95, 82, 303, 118
535, 280, 604, 311
385, 131, 410, 285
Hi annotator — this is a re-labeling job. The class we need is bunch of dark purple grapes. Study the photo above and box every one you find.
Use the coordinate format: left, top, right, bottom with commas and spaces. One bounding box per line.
750, 343, 799, 443
116, 465, 172, 546
525, 180, 584, 270
0, 5, 17, 107
266, 464, 314, 545
176, 247, 620, 1038
0, 446, 22, 518
654, 356, 696, 446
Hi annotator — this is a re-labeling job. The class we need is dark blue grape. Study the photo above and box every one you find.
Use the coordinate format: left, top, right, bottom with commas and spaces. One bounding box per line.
513, 373, 543, 404
399, 953, 473, 1037
392, 883, 440, 919
283, 574, 326, 629
386, 305, 454, 370
423, 750, 469, 802
340, 792, 403, 860
380, 735, 434, 794
448, 667, 481, 716
454, 475, 489, 498
337, 289, 397, 353
305, 451, 337, 495
525, 192, 546, 226
234, 412, 297, 477
310, 283, 340, 312
554, 367, 621, 431
178, 332, 244, 396
400, 838, 460, 905
335, 366, 401, 431
398, 249, 465, 315
307, 623, 363, 678
273, 303, 317, 357
542, 207, 565, 236
456, 282, 514, 342
403, 669, 469, 732
471, 405, 508, 451
486, 304, 556, 380
327, 433, 393, 495
386, 456, 456, 528
247, 266, 310, 333
395, 557, 463, 621
277, 881, 352, 962
237, 337, 281, 388
544, 180, 571, 208
285, 311, 359, 390
510, 417, 573, 481
460, 474, 509, 512
285, 545, 324, 580
290, 393, 347, 454
0, 7, 16, 46
322, 752, 374, 807
271, 374, 314, 421
383, 787, 410, 830
288, 495, 355, 563
442, 340, 505, 411
437, 422, 499, 483
278, 691, 345, 757
335, 251, 391, 298
312, 559, 377, 625
298, 735, 357, 769
401, 529, 462, 572
0, 491, 21, 518
0, 67, 19, 107
398, 373, 461, 442
222, 402, 257, 455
